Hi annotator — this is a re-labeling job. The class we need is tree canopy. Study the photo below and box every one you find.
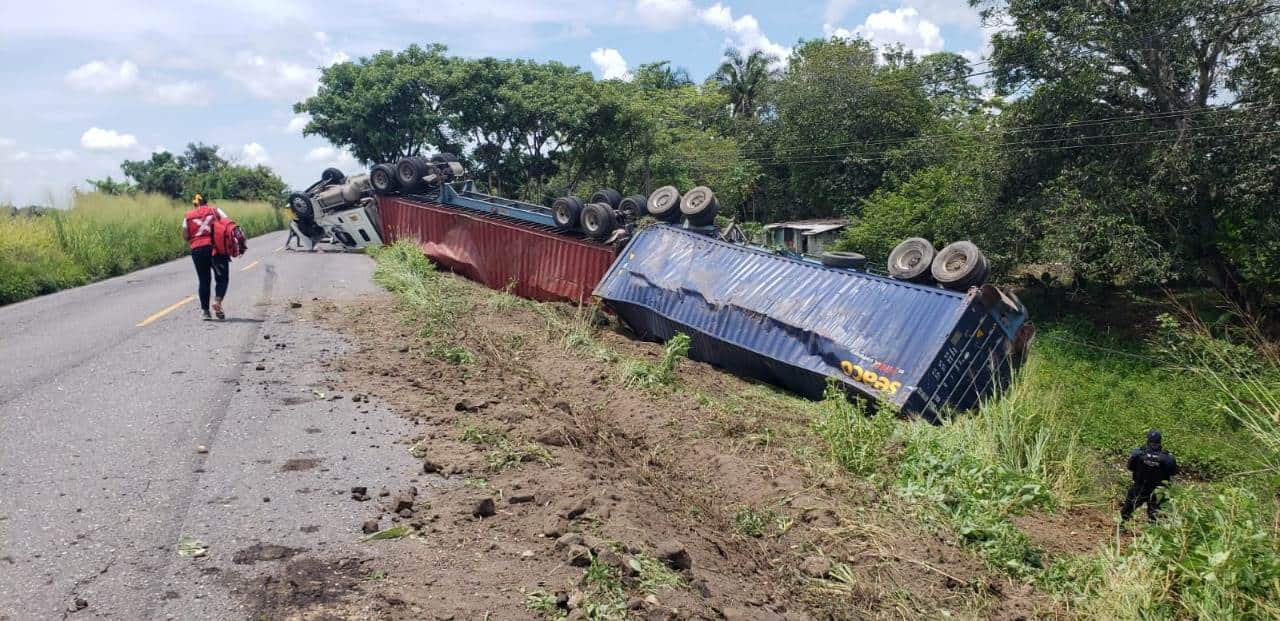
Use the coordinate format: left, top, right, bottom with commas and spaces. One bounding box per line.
90, 143, 287, 204
295, 7, 1280, 313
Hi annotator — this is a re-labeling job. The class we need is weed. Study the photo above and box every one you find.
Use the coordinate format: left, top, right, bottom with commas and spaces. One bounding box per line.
461, 423, 505, 446
627, 554, 685, 593
811, 382, 896, 478
430, 343, 476, 365
485, 440, 554, 471
734, 506, 777, 538
623, 332, 691, 390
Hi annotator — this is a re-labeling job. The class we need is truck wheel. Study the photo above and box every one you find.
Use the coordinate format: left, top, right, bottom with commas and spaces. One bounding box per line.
430, 152, 459, 163
680, 186, 719, 226
887, 238, 935, 282
321, 167, 346, 185
820, 251, 866, 270
590, 188, 622, 209
580, 202, 617, 240
395, 157, 428, 193
552, 196, 584, 229
287, 193, 314, 220
931, 241, 988, 290
618, 194, 646, 220
646, 186, 682, 222
370, 164, 399, 195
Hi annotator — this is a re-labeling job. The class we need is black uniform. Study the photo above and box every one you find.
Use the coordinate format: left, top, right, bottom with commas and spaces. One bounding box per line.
1121, 430, 1179, 521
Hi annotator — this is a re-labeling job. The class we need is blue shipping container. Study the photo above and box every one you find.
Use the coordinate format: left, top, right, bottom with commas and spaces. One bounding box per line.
594, 225, 1034, 421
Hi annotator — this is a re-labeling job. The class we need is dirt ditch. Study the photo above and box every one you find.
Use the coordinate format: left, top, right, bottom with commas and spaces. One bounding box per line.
293, 278, 1061, 620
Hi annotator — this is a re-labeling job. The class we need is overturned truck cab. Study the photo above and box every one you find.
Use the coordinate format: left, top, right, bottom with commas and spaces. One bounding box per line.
594, 225, 1034, 421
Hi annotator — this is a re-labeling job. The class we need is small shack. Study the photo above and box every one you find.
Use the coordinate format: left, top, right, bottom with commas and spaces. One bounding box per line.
762, 218, 849, 256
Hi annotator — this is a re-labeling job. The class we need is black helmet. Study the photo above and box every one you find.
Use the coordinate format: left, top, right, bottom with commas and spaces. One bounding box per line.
1147, 429, 1163, 446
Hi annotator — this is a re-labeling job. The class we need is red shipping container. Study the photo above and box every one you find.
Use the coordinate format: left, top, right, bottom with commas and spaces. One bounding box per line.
376, 196, 618, 304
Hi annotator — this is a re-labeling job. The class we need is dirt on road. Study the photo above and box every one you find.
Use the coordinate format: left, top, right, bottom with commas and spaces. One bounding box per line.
262, 269, 1060, 620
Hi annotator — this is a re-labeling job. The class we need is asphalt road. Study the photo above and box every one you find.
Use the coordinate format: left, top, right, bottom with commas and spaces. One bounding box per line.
0, 235, 425, 620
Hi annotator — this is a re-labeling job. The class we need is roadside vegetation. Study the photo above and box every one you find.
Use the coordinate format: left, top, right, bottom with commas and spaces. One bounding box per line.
0, 192, 283, 305
371, 241, 1279, 619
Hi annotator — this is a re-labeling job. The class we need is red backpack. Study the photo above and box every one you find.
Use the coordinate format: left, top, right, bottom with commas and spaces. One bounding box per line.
212, 216, 247, 258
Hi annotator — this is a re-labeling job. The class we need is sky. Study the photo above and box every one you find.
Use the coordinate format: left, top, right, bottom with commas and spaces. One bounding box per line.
0, 0, 994, 206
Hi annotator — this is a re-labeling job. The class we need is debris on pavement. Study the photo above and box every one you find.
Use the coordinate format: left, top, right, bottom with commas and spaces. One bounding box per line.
359, 525, 411, 542
176, 536, 208, 558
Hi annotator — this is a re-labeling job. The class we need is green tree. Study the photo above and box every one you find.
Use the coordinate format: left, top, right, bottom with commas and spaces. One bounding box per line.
977, 0, 1280, 306
712, 48, 777, 118
100, 144, 287, 204
295, 44, 455, 164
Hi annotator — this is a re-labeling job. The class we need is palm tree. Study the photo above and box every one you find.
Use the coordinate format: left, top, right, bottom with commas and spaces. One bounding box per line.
712, 48, 778, 118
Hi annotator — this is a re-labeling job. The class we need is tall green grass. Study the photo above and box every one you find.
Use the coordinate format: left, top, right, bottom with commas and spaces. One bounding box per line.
0, 192, 284, 304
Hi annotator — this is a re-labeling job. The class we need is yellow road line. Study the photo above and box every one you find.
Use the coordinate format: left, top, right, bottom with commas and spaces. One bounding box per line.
239, 259, 261, 272
136, 296, 195, 327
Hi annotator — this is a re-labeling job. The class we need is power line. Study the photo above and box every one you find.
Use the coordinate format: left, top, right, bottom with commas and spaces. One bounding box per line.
719, 103, 1275, 160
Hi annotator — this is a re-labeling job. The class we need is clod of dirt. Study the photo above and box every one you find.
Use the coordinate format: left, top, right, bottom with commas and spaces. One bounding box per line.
542, 517, 569, 538
471, 497, 496, 518
562, 497, 592, 520
66, 597, 88, 612
422, 460, 442, 474
232, 543, 304, 566
551, 401, 572, 414
454, 398, 489, 413
535, 429, 569, 447
554, 533, 583, 551
255, 364, 266, 371
566, 544, 592, 567
392, 495, 414, 513
377, 487, 390, 497
656, 540, 692, 571
397, 509, 413, 518
800, 556, 831, 579
597, 548, 625, 570
289, 301, 302, 309
508, 494, 535, 504
362, 519, 380, 534
195, 445, 209, 454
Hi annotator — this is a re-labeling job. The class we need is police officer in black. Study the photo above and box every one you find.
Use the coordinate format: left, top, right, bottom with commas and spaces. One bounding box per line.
1121, 430, 1179, 521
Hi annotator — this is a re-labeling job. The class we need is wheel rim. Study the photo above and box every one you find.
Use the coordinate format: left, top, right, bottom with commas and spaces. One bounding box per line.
584, 211, 599, 231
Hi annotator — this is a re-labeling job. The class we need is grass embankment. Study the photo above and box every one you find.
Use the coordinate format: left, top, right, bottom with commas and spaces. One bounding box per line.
371, 241, 1280, 619
0, 192, 284, 304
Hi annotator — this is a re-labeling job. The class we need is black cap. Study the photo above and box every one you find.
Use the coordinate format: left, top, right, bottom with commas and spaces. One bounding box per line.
1147, 430, 1162, 445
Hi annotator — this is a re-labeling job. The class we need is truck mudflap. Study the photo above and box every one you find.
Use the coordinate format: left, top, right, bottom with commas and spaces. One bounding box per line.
593, 225, 1032, 421
376, 196, 618, 304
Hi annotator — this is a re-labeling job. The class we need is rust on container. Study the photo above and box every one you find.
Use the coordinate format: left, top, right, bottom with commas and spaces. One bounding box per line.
376, 196, 618, 304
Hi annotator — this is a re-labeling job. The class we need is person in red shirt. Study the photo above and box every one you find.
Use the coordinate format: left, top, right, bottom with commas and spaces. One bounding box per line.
182, 194, 230, 320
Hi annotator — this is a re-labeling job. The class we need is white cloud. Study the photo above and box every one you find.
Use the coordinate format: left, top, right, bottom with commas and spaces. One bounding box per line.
285, 114, 310, 133
698, 3, 790, 65
827, 8, 945, 56
590, 48, 632, 81
226, 53, 319, 102
240, 142, 270, 166
0, 137, 14, 150
80, 127, 138, 151
826, 0, 979, 29
145, 80, 204, 105
633, 0, 694, 29
304, 145, 360, 170
64, 60, 141, 93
